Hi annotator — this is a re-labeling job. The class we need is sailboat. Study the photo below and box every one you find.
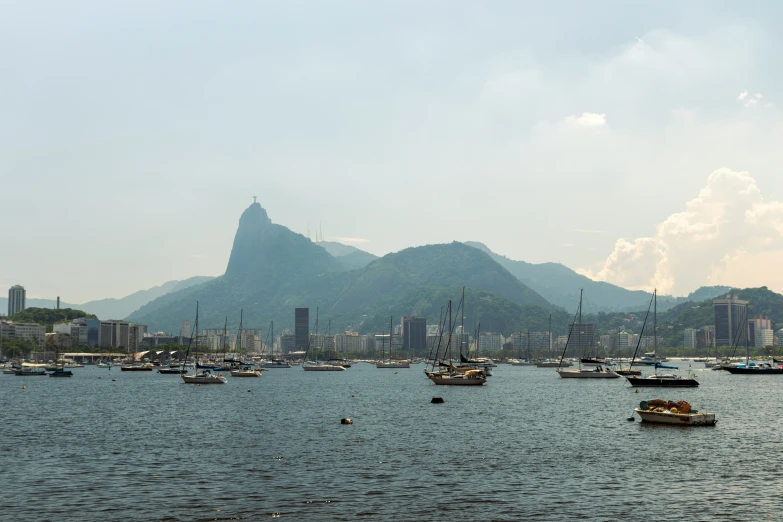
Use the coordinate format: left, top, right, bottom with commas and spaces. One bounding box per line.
626, 290, 698, 387
303, 308, 345, 371
556, 290, 620, 379
48, 347, 73, 377
263, 321, 291, 368
425, 298, 486, 385
181, 302, 228, 384
376, 316, 410, 368
230, 310, 261, 377
725, 303, 783, 375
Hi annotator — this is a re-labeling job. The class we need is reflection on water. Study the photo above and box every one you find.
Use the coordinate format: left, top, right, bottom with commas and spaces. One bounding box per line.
0, 363, 781, 520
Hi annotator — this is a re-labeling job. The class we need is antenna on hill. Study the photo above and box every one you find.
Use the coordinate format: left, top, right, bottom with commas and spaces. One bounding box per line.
307, 220, 310, 241
253, 196, 257, 203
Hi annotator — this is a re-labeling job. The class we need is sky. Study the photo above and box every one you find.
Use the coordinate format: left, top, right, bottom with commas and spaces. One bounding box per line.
4, 1, 783, 302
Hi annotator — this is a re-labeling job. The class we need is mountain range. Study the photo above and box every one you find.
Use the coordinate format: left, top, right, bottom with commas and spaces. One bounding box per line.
7, 201, 739, 339
0, 276, 212, 322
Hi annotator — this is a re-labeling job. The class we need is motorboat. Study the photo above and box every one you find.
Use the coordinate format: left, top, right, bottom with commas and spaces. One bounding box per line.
426, 369, 486, 386
557, 366, 620, 379
230, 366, 262, 377
264, 359, 291, 369
181, 369, 227, 384
120, 363, 154, 371
376, 360, 411, 368
626, 373, 699, 387
303, 362, 346, 371
634, 399, 716, 426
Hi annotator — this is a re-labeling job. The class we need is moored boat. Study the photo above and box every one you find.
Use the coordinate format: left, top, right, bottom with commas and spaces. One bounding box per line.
634, 399, 716, 426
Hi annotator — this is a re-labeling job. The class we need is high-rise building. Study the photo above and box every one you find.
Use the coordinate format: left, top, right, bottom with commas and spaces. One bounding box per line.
477, 332, 504, 352
748, 316, 772, 348
713, 297, 748, 347
684, 328, 697, 349
100, 320, 131, 350
566, 322, 596, 354
7, 285, 26, 317
295, 308, 309, 351
401, 316, 427, 355
180, 320, 191, 340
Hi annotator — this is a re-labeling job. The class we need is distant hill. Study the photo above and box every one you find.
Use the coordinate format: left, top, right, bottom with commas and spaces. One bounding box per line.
0, 276, 213, 321
128, 204, 551, 334
330, 242, 549, 315
464, 241, 730, 312
316, 241, 379, 270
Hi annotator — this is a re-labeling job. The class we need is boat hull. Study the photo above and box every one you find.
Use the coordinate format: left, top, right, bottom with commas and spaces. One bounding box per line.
724, 366, 783, 375
428, 374, 486, 385
264, 362, 291, 368
557, 369, 620, 379
626, 377, 699, 387
634, 408, 716, 426
181, 373, 227, 384
303, 365, 346, 371
230, 370, 262, 377
376, 362, 410, 368
120, 366, 153, 371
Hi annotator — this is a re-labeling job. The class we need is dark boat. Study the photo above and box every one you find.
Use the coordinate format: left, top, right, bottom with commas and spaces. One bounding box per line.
49, 368, 73, 378
615, 369, 642, 376
626, 375, 699, 387
724, 363, 783, 375
580, 357, 609, 366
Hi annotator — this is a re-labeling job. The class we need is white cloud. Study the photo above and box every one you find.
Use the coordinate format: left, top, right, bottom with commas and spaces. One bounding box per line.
738, 90, 748, 101
564, 112, 607, 127
580, 168, 783, 295
755, 93, 763, 99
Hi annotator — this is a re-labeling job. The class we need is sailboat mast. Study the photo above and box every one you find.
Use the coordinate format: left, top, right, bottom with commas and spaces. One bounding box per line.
223, 317, 227, 357
389, 316, 393, 363
238, 309, 243, 360
315, 307, 319, 364
271, 321, 274, 356
653, 289, 657, 354
548, 313, 552, 359
527, 328, 530, 361
448, 300, 453, 362
461, 286, 465, 358
578, 289, 583, 363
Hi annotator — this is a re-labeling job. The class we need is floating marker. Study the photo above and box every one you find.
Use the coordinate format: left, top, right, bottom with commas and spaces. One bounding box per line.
341, 418, 353, 424
431, 397, 445, 404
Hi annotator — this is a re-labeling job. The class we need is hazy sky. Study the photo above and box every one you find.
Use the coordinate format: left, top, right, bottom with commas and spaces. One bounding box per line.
4, 1, 783, 302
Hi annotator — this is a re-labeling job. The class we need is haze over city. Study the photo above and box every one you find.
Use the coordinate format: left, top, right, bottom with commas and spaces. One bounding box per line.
4, 1, 783, 302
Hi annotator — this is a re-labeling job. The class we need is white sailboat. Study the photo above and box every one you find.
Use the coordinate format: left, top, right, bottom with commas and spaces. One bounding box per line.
181, 302, 228, 384
376, 316, 410, 368
229, 309, 261, 377
303, 308, 345, 372
557, 290, 619, 379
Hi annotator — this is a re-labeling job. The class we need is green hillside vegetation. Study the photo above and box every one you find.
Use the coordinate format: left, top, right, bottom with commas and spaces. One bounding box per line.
357, 286, 570, 336
330, 242, 549, 315
9, 307, 97, 332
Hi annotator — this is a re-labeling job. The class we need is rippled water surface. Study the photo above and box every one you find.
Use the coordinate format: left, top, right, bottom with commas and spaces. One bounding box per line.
1, 363, 782, 521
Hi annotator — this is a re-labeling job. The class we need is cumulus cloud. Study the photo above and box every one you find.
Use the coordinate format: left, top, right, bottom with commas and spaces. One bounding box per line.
738, 90, 748, 101
580, 168, 783, 295
564, 112, 607, 127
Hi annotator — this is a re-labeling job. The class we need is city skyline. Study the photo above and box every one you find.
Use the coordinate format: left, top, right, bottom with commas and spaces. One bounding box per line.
5, 2, 783, 302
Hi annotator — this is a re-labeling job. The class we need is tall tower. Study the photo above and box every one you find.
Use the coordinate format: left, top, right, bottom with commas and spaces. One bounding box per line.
713, 296, 748, 347
295, 308, 310, 351
8, 285, 26, 317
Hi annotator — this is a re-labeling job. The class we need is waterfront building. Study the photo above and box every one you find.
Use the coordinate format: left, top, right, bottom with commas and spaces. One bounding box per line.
335, 331, 364, 353
684, 328, 697, 349
2, 321, 46, 350
477, 332, 504, 352
100, 320, 136, 350
295, 308, 309, 351
181, 320, 191, 340
401, 316, 427, 354
713, 296, 748, 347
375, 333, 404, 357
280, 330, 296, 353
7, 285, 26, 317
566, 322, 596, 354
748, 316, 773, 348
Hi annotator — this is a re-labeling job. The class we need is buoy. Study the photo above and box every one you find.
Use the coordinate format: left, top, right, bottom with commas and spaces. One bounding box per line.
153, 475, 158, 478
394, 371, 397, 374
431, 397, 445, 404
351, 394, 355, 397
341, 418, 353, 424
248, 389, 251, 392
634, 389, 638, 393
99, 376, 102, 379
112, 379, 117, 382
627, 416, 635, 421
22, 385, 26, 390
